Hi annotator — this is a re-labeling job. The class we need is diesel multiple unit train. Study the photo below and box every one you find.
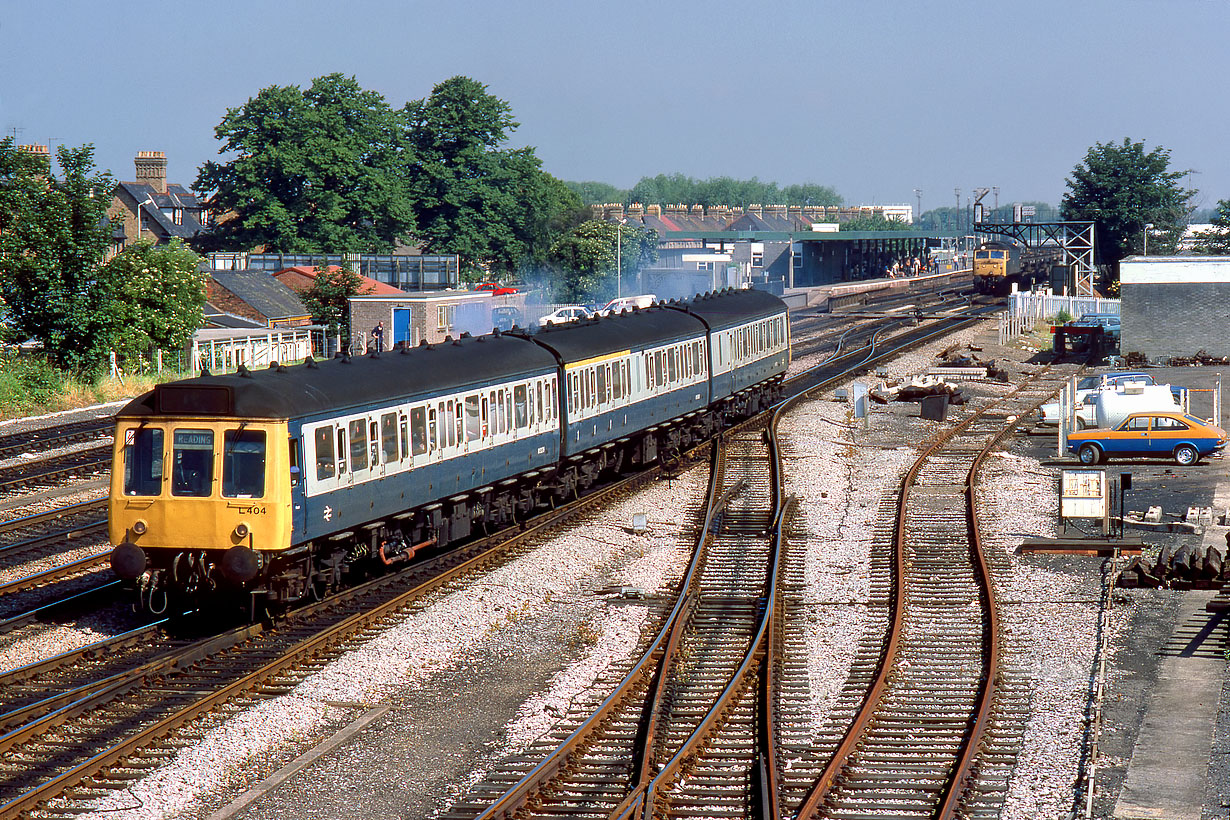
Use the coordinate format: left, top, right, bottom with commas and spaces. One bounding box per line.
109, 288, 790, 613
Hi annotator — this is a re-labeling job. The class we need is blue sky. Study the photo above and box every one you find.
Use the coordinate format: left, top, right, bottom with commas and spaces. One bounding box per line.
3, 0, 1224, 213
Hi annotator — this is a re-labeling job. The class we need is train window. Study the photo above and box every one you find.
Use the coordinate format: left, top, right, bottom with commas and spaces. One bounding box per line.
493, 390, 504, 434
171, 429, 214, 497
381, 413, 398, 462
400, 416, 409, 461
123, 427, 164, 496
314, 428, 335, 480
536, 381, 544, 422
506, 390, 513, 432
336, 428, 347, 474
411, 407, 428, 455
428, 407, 438, 452
481, 395, 489, 438
514, 385, 528, 428
612, 362, 622, 400
222, 429, 266, 499
454, 403, 463, 446
369, 421, 380, 466
990, 251, 1005, 259
349, 420, 368, 471
288, 438, 300, 488
655, 351, 665, 386
596, 365, 606, 405
464, 397, 481, 442
667, 348, 677, 383
976, 251, 989, 260
445, 401, 456, 448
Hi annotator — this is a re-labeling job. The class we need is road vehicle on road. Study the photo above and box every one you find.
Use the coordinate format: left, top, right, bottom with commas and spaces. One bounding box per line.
538, 305, 592, 326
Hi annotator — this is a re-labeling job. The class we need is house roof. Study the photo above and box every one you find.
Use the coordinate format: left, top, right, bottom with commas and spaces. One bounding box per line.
274, 266, 404, 296
210, 271, 310, 321
116, 181, 207, 241
203, 302, 267, 329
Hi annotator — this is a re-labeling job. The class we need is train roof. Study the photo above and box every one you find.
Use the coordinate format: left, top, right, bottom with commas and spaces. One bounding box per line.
668, 287, 787, 330
118, 332, 558, 421
527, 301, 706, 362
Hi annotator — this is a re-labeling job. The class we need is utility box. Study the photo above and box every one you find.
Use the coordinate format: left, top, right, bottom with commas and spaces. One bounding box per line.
1060, 469, 1110, 534
920, 394, 949, 421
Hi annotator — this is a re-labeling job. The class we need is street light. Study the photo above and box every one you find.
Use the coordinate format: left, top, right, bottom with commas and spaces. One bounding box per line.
1144, 222, 1154, 255
616, 218, 627, 298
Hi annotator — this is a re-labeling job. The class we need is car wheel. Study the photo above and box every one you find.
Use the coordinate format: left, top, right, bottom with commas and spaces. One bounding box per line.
1174, 444, 1199, 466
1078, 443, 1102, 465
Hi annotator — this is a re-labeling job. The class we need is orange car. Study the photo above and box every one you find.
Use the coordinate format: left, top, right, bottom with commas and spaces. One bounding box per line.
1066, 411, 1228, 466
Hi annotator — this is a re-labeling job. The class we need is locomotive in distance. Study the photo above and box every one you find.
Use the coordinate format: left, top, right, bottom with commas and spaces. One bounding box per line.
972, 240, 1063, 295
108, 288, 791, 614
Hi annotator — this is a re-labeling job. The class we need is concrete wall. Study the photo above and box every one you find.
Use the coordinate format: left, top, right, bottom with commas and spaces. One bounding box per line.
1120, 257, 1230, 359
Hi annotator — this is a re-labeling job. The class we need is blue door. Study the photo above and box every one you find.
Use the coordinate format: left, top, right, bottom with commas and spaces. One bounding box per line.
393, 309, 412, 346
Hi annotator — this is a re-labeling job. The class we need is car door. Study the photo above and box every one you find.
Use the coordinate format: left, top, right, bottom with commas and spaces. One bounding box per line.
1148, 415, 1190, 456
1120, 415, 1152, 455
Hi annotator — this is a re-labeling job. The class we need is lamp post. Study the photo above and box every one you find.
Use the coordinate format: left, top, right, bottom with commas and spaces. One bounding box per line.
1144, 222, 1154, 255
616, 218, 627, 298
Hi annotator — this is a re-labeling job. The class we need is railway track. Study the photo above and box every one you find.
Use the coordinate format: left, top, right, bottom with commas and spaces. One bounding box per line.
794, 369, 1068, 819
0, 301, 1003, 817
0, 445, 111, 495
0, 418, 111, 461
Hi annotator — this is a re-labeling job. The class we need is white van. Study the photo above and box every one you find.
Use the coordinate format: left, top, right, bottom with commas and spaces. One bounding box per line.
598, 294, 656, 316
1092, 383, 1183, 429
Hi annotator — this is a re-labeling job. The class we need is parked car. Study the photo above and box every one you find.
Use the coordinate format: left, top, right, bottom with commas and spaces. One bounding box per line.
492, 306, 522, 332
476, 282, 520, 296
1037, 372, 1156, 427
597, 294, 657, 316
538, 305, 592, 327
1066, 411, 1227, 466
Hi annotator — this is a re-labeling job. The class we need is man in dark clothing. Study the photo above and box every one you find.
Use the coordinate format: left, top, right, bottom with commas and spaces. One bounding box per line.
372, 321, 385, 351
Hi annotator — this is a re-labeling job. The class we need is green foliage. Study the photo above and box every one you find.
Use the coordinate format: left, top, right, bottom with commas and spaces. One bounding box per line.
1060, 138, 1192, 267
564, 180, 629, 206
839, 214, 912, 231
547, 220, 658, 302
97, 240, 206, 361
0, 140, 117, 371
194, 74, 417, 254
627, 173, 840, 208
0, 352, 67, 414
405, 76, 580, 274
1191, 199, 1230, 255
1054, 309, 1074, 324
299, 263, 373, 339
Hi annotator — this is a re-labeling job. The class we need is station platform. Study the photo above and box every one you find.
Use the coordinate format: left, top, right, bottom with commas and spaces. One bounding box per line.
781, 268, 973, 312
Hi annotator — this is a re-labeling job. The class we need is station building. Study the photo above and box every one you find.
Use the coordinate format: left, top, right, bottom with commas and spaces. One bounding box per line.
1119, 256, 1230, 360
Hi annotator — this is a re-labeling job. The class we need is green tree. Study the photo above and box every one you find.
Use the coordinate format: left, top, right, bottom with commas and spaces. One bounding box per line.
0, 140, 116, 370
1191, 199, 1230, 255
194, 73, 416, 254
299, 263, 373, 343
547, 220, 657, 302
97, 240, 206, 362
405, 76, 577, 274
839, 214, 912, 231
627, 173, 840, 208
563, 180, 628, 206
1060, 138, 1192, 273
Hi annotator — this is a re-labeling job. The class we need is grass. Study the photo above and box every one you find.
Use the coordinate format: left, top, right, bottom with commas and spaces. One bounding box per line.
0, 355, 181, 421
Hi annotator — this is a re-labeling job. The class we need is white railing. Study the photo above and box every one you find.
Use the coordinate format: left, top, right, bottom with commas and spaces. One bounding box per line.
1009, 291, 1119, 322
999, 292, 1121, 345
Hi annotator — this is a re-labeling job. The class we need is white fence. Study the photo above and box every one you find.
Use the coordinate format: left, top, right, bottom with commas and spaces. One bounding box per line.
191, 327, 320, 375
999, 292, 1121, 345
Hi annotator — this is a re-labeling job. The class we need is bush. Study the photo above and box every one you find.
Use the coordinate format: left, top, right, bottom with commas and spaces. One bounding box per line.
1054, 309, 1074, 324
0, 353, 69, 416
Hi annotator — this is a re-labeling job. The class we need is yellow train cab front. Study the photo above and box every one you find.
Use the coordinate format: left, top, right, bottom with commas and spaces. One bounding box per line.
109, 419, 293, 558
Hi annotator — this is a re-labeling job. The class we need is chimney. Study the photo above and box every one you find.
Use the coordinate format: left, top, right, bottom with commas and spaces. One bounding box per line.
646, 204, 661, 217
134, 151, 167, 193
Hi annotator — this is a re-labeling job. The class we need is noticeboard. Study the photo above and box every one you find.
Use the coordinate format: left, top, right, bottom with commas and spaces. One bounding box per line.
1060, 469, 1108, 519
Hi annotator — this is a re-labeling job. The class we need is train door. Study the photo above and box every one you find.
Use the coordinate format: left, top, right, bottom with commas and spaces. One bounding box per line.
335, 426, 351, 487
369, 419, 382, 477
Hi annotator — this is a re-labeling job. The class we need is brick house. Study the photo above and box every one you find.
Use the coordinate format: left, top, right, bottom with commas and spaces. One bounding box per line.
107, 151, 208, 257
